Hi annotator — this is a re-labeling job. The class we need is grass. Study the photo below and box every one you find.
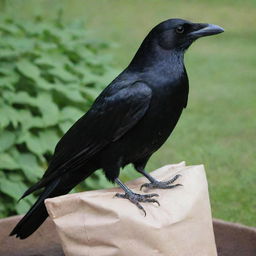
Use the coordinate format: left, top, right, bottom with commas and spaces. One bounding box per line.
1, 0, 256, 226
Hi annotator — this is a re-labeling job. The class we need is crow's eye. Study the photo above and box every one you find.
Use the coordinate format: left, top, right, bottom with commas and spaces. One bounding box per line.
176, 25, 184, 34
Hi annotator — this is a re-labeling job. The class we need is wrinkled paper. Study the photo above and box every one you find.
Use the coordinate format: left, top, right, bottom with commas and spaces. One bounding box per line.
45, 162, 217, 256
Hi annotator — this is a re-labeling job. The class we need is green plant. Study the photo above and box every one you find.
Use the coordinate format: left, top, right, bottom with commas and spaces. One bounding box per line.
0, 16, 118, 217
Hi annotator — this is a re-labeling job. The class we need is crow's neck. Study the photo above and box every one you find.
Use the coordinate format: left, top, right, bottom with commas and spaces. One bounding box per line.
128, 42, 185, 77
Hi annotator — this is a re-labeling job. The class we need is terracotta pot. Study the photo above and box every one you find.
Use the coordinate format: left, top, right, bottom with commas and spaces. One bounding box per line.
0, 215, 63, 256
0, 216, 255, 256
213, 219, 256, 256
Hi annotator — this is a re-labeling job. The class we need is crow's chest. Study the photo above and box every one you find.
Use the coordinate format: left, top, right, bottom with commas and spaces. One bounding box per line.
142, 87, 185, 141
120, 82, 187, 161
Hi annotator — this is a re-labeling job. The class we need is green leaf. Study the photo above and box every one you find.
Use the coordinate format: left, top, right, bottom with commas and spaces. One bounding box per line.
0, 153, 19, 169
54, 85, 85, 102
36, 93, 60, 126
0, 22, 20, 34
8, 173, 23, 182
16, 59, 41, 80
15, 199, 32, 214
60, 106, 84, 122
0, 105, 20, 128
36, 77, 54, 90
0, 110, 10, 128
0, 48, 20, 61
0, 176, 26, 200
0, 74, 18, 90
50, 64, 78, 82
0, 131, 16, 152
38, 130, 60, 154
24, 133, 44, 156
34, 55, 57, 68
59, 121, 73, 133
22, 130, 59, 156
8, 91, 36, 106
17, 109, 44, 130
0, 201, 7, 218
15, 153, 44, 182
82, 87, 101, 101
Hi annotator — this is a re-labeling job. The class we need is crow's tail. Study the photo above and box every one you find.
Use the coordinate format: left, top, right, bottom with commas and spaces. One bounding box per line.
9, 178, 63, 239
10, 164, 97, 239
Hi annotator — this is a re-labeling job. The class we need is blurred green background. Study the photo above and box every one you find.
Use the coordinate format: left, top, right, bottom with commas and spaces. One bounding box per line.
0, 0, 255, 226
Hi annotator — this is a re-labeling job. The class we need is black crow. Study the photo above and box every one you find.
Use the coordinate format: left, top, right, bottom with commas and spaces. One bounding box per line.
10, 18, 224, 239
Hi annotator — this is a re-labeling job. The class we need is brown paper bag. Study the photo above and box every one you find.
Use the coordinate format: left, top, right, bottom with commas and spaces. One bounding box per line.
45, 162, 217, 256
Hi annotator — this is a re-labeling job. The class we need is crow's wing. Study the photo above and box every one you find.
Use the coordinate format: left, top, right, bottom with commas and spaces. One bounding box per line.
43, 81, 152, 180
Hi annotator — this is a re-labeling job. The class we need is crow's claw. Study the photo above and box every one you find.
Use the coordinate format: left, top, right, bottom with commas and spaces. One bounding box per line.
115, 192, 160, 216
140, 174, 182, 191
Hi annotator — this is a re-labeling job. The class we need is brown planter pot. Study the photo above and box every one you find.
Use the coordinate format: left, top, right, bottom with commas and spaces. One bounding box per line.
213, 219, 256, 256
0, 216, 255, 256
0, 215, 64, 256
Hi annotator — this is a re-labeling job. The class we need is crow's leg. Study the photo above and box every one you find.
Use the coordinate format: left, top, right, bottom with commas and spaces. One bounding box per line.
114, 178, 159, 216
137, 167, 182, 191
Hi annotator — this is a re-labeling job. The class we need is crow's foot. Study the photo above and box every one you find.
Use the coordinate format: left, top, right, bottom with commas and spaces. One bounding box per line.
140, 174, 182, 191
115, 191, 159, 216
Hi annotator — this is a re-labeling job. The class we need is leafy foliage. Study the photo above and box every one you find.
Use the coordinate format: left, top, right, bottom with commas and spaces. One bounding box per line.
0, 16, 118, 217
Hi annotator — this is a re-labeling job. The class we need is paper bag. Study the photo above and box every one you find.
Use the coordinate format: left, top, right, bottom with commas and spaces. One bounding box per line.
45, 162, 217, 256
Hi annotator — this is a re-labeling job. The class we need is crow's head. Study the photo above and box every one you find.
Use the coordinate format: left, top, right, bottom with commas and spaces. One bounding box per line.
151, 18, 224, 51
129, 18, 224, 70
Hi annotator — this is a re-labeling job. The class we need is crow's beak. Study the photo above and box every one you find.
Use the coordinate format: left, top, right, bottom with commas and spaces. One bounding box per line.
189, 23, 224, 38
